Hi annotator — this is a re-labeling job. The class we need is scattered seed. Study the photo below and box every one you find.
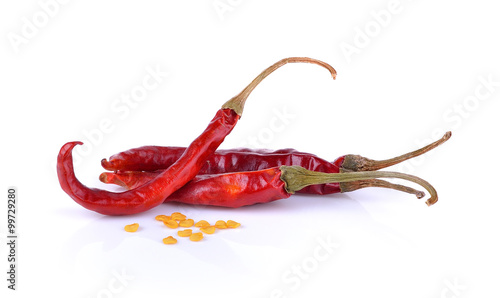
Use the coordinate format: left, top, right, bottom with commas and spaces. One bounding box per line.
124, 223, 139, 232
177, 229, 193, 237
214, 220, 227, 229
189, 232, 204, 242
155, 215, 170, 221
200, 226, 216, 234
164, 219, 179, 229
171, 212, 187, 221
163, 236, 177, 245
125, 213, 241, 243
195, 220, 210, 228
179, 219, 194, 227
227, 220, 241, 228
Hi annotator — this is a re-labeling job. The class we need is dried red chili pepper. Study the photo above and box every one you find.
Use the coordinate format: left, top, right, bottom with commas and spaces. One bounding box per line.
100, 132, 451, 198
102, 147, 301, 172
57, 57, 337, 215
58, 110, 238, 215
101, 168, 426, 202
102, 148, 343, 194
102, 166, 438, 208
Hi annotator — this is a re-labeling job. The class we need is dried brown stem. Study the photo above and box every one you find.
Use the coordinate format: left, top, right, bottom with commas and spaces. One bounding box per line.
341, 131, 452, 172
222, 57, 337, 116
280, 165, 438, 206
339, 179, 425, 198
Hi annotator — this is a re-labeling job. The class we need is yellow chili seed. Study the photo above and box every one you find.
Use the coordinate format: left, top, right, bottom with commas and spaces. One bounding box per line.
227, 220, 241, 228
124, 223, 139, 232
194, 220, 210, 228
164, 219, 179, 229
189, 232, 204, 242
214, 220, 227, 229
177, 229, 193, 237
179, 219, 194, 227
155, 215, 170, 221
171, 212, 187, 221
200, 226, 216, 234
163, 236, 177, 245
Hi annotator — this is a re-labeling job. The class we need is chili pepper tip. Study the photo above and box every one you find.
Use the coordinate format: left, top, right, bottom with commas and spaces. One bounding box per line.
99, 172, 109, 183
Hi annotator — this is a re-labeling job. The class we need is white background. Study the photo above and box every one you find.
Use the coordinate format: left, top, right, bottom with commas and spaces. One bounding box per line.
1, 1, 499, 297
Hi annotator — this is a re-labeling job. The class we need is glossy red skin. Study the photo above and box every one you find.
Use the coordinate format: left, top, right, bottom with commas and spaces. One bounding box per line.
102, 148, 346, 195
57, 109, 239, 215
167, 167, 289, 208
100, 168, 290, 207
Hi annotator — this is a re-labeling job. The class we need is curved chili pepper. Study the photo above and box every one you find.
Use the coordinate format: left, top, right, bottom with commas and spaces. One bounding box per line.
57, 57, 337, 215
58, 109, 239, 215
103, 166, 438, 208
100, 132, 451, 196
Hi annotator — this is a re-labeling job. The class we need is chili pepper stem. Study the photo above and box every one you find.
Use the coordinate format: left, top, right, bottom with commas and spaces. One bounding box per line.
221, 57, 337, 116
340, 179, 425, 198
280, 165, 438, 206
341, 131, 451, 172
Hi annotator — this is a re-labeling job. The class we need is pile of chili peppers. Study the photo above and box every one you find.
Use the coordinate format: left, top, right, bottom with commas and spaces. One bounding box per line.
57, 57, 451, 215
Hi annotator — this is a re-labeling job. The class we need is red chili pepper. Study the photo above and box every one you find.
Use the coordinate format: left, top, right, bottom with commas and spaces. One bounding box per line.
100, 132, 451, 197
58, 109, 239, 215
100, 168, 426, 201
102, 166, 440, 208
57, 57, 337, 215
102, 148, 342, 194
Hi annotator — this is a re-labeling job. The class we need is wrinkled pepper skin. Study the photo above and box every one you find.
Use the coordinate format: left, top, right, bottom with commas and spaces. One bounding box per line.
102, 148, 345, 195
166, 167, 290, 208
57, 109, 239, 215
